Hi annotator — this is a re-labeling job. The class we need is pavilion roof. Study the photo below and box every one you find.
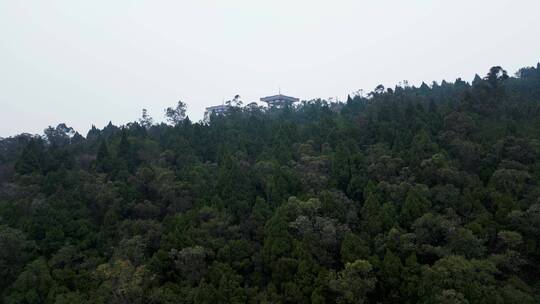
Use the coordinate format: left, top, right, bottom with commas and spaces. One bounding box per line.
260, 94, 299, 103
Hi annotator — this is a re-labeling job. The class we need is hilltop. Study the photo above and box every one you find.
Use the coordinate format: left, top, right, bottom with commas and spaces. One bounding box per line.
1, 64, 540, 303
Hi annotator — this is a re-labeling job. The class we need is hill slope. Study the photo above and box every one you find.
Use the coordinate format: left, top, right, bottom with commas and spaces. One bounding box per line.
1, 64, 540, 303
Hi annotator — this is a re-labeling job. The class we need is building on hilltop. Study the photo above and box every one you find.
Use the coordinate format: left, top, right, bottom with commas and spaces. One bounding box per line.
260, 93, 300, 107
204, 104, 229, 121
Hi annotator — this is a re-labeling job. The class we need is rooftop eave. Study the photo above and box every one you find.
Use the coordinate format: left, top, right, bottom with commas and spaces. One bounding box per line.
260, 94, 300, 103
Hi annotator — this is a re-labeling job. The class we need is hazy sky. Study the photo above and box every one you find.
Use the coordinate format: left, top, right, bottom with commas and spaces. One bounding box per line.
1, 0, 539, 137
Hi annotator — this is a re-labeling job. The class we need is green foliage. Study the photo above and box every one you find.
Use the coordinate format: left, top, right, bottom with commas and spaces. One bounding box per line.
1, 63, 540, 302
329, 259, 377, 304
14, 138, 45, 175
5, 258, 55, 304
0, 226, 37, 296
401, 185, 432, 226
340, 232, 370, 264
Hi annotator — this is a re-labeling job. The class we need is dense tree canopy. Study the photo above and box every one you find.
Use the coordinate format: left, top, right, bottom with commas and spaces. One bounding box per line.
1, 63, 540, 303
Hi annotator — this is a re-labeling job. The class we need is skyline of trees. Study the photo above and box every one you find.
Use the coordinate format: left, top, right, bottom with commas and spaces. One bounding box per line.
1, 62, 540, 303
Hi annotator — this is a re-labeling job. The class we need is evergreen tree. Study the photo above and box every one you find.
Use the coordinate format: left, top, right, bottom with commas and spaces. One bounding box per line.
401, 186, 431, 226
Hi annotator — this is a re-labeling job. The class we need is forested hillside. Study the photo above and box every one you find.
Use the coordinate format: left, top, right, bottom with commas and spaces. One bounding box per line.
1, 64, 540, 303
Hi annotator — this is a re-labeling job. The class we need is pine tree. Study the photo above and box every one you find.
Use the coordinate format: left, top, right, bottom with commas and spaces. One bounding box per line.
14, 139, 45, 175
381, 249, 403, 302
360, 183, 383, 236
401, 186, 431, 226
117, 128, 135, 172
95, 139, 111, 173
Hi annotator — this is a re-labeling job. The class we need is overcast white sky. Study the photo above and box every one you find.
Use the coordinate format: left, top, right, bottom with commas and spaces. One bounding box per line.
1, 0, 539, 137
